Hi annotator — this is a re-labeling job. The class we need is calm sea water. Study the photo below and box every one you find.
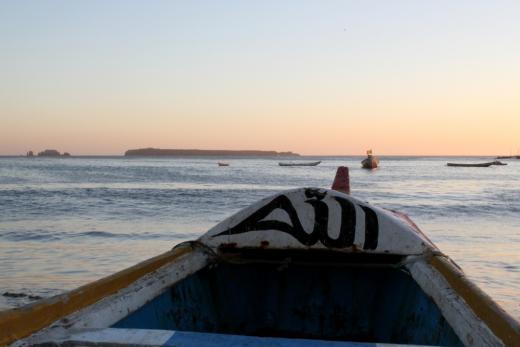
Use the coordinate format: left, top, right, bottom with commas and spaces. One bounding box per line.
0, 156, 518, 320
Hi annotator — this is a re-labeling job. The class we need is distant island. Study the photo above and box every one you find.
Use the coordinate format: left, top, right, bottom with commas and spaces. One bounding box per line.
124, 148, 299, 157
30, 149, 71, 157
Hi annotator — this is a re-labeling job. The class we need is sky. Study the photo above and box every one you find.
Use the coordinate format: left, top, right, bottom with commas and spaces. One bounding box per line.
1, 1, 519, 155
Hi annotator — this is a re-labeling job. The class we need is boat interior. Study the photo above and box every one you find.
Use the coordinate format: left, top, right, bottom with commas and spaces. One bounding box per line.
111, 249, 464, 346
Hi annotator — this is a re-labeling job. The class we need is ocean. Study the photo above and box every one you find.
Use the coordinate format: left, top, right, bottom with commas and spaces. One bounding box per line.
0, 156, 518, 320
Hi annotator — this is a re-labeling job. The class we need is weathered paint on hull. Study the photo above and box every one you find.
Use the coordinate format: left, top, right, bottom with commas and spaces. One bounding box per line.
9, 248, 519, 346
0, 243, 199, 345
428, 256, 520, 346
43, 328, 445, 347
113, 260, 464, 346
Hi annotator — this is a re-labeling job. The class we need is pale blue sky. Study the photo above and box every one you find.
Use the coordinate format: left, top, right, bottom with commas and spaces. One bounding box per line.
1, 1, 519, 155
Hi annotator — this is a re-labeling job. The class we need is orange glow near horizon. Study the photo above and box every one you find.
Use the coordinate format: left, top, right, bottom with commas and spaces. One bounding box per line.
2, 104, 519, 156
2, 81, 519, 156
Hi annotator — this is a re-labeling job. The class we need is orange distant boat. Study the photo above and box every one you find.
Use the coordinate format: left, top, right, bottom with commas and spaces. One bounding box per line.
361, 149, 379, 169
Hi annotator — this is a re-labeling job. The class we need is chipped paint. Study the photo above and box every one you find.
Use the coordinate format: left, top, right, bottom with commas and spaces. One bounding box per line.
14, 245, 212, 346
42, 328, 441, 347
0, 243, 208, 346
200, 188, 436, 255
423, 256, 519, 346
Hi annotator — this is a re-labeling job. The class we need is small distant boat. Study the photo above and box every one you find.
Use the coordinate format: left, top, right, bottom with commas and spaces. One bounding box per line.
279, 161, 321, 167
218, 162, 230, 167
361, 149, 379, 169
496, 155, 520, 159
492, 160, 507, 166
2, 168, 518, 346
446, 161, 506, 167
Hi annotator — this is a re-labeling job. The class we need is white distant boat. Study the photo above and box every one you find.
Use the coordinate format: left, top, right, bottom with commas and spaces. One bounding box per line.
279, 161, 321, 167
446, 160, 507, 167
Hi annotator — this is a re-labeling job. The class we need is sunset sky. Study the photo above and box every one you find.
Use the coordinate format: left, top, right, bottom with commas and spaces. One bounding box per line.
1, 1, 519, 155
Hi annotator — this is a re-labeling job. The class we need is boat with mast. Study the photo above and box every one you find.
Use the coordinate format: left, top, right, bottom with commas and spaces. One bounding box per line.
361, 149, 379, 169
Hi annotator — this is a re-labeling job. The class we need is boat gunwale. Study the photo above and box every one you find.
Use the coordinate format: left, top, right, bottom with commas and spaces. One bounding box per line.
424, 256, 520, 346
0, 243, 208, 346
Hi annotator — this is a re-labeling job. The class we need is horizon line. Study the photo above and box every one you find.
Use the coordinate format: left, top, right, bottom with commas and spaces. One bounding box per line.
0, 154, 511, 158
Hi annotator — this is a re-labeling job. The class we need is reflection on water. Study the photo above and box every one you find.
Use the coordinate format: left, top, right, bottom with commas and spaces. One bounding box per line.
0, 156, 519, 319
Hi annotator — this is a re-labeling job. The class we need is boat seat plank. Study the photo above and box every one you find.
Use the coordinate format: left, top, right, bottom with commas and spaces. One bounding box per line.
50, 328, 439, 347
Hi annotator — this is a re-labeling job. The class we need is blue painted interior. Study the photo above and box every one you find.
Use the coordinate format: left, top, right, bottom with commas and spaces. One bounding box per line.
113, 262, 463, 346
164, 331, 429, 347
